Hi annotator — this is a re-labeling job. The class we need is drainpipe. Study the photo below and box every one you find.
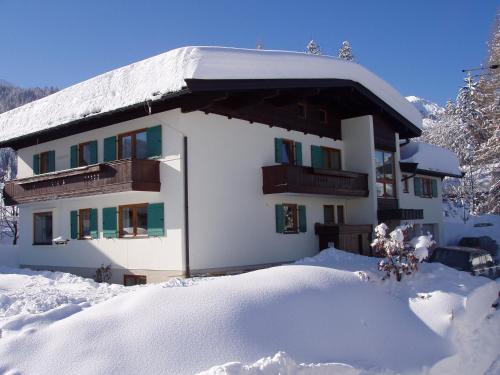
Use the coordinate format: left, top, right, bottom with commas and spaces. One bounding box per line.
183, 136, 191, 278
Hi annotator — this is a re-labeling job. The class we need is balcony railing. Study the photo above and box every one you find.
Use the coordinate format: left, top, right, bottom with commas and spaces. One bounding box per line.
3, 159, 160, 205
262, 165, 369, 197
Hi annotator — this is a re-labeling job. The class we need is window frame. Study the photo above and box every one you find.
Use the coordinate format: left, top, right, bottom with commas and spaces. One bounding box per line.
78, 208, 92, 240
403, 175, 409, 193
123, 274, 147, 286
282, 203, 298, 234
78, 141, 93, 167
375, 149, 396, 198
322, 147, 342, 170
39, 151, 51, 174
117, 128, 148, 160
281, 139, 296, 165
421, 177, 433, 198
118, 203, 148, 238
33, 211, 53, 245
323, 205, 335, 224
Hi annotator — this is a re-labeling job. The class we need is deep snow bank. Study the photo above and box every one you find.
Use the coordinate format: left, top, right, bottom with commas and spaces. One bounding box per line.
0, 249, 498, 375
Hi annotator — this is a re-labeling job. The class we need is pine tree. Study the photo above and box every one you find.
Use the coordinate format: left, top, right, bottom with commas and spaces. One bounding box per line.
306, 40, 321, 55
338, 41, 354, 61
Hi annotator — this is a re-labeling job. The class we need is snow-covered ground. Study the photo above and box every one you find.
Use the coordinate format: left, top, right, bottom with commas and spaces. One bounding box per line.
0, 247, 498, 375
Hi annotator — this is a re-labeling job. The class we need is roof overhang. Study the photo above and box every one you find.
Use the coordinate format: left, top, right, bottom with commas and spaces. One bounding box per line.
400, 161, 463, 179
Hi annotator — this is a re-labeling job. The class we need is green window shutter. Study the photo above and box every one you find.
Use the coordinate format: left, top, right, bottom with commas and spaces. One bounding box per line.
103, 136, 117, 162
147, 203, 165, 237
147, 125, 162, 158
47, 150, 56, 172
311, 145, 324, 168
103, 207, 118, 238
70, 145, 78, 168
90, 208, 98, 239
294, 142, 302, 166
275, 204, 284, 233
414, 177, 422, 197
33, 154, 40, 175
431, 179, 438, 197
298, 205, 307, 233
274, 138, 283, 163
89, 140, 98, 164
70, 210, 78, 239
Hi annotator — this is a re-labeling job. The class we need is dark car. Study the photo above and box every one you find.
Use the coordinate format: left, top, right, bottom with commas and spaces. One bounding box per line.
458, 236, 498, 257
429, 246, 500, 280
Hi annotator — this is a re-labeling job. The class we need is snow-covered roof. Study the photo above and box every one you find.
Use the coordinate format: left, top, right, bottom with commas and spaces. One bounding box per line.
0, 46, 422, 145
400, 142, 462, 177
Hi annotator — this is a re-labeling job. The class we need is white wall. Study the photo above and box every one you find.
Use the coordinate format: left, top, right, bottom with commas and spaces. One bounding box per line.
341, 116, 378, 228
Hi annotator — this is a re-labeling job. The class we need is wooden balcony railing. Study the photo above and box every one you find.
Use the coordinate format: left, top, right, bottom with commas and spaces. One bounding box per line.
262, 165, 369, 197
3, 159, 160, 205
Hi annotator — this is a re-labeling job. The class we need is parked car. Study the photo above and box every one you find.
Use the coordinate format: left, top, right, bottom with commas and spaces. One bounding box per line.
429, 246, 500, 280
458, 236, 498, 257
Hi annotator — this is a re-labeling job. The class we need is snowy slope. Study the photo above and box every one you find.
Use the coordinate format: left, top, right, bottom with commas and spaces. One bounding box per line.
0, 46, 422, 144
0, 249, 498, 375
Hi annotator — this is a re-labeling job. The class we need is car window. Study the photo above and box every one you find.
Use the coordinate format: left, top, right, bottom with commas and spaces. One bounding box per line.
437, 250, 470, 270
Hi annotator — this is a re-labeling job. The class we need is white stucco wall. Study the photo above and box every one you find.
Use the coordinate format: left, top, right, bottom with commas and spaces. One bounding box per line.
340, 116, 378, 228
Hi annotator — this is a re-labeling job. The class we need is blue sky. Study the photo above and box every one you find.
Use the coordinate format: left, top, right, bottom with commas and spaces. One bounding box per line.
0, 0, 497, 105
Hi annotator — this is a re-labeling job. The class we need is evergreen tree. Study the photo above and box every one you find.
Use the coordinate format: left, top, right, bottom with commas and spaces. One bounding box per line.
338, 41, 354, 61
306, 40, 321, 55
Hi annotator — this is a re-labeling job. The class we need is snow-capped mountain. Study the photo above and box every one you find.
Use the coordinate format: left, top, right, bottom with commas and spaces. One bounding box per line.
406, 96, 444, 126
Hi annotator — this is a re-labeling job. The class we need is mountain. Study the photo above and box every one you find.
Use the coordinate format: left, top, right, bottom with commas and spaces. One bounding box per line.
406, 96, 444, 128
0, 80, 58, 114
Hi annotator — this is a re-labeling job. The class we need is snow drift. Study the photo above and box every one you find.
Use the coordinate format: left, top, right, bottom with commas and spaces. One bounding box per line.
0, 249, 498, 375
0, 46, 422, 144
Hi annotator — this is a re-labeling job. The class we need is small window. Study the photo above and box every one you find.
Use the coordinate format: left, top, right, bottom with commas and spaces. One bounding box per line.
337, 205, 345, 224
33, 212, 53, 245
39, 152, 51, 174
79, 209, 92, 240
422, 178, 432, 197
280, 139, 295, 165
79, 142, 94, 166
319, 109, 327, 124
403, 175, 409, 193
375, 149, 396, 198
118, 129, 148, 160
119, 204, 148, 237
324, 205, 335, 224
283, 203, 298, 233
124, 274, 147, 286
323, 147, 341, 170
297, 103, 306, 119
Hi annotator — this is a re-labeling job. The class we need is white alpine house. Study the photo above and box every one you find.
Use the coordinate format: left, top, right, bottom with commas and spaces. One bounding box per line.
0, 46, 461, 284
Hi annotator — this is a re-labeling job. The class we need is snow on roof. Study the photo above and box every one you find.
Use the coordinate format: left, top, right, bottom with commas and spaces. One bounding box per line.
400, 142, 462, 177
0, 46, 422, 144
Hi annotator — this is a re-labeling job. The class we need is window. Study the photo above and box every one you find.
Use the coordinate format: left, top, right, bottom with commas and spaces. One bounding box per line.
311, 146, 341, 170
422, 178, 432, 197
403, 175, 409, 193
324, 205, 335, 224
118, 129, 148, 160
33, 212, 52, 245
119, 204, 148, 237
33, 151, 55, 175
79, 142, 94, 166
275, 204, 306, 233
79, 209, 91, 239
337, 205, 345, 224
275, 138, 302, 165
375, 150, 396, 198
414, 177, 437, 198
124, 275, 147, 286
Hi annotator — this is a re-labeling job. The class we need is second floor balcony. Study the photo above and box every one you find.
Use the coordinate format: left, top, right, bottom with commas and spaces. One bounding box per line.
262, 165, 369, 197
3, 159, 161, 205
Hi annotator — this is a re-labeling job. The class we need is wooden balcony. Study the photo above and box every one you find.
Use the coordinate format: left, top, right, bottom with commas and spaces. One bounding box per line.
3, 159, 160, 205
262, 165, 369, 197
315, 223, 373, 255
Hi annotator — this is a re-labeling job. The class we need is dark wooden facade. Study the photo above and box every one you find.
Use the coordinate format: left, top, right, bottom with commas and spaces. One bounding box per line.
315, 223, 373, 255
3, 159, 160, 205
262, 165, 369, 197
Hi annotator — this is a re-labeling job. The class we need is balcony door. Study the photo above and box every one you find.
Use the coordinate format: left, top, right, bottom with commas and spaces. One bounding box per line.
118, 129, 148, 160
